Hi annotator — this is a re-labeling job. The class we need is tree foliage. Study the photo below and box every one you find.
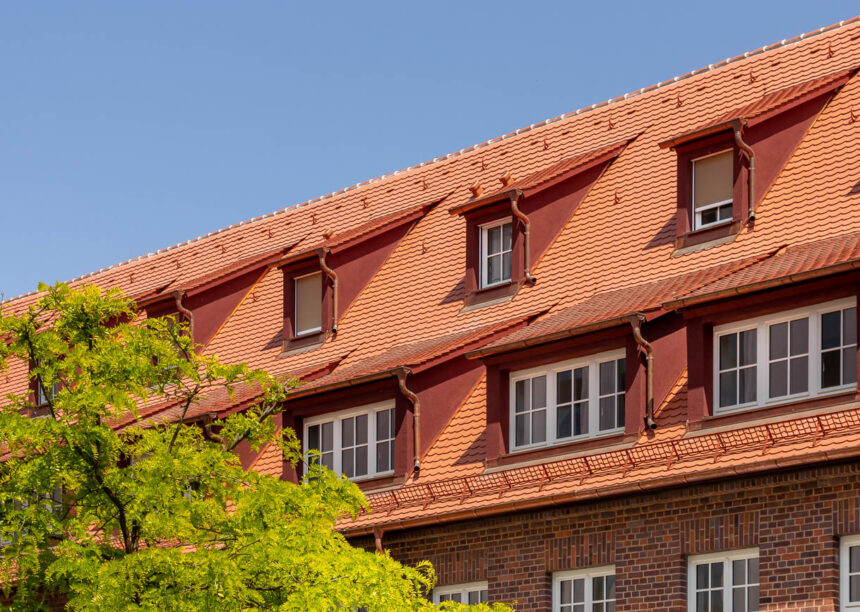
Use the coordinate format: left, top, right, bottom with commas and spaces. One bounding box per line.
0, 284, 511, 611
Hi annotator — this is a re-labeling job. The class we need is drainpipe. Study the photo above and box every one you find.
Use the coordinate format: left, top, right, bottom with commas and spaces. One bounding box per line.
173, 291, 194, 339
318, 248, 339, 334
509, 193, 537, 285
732, 119, 756, 223
397, 367, 421, 474
629, 316, 657, 430
373, 526, 384, 553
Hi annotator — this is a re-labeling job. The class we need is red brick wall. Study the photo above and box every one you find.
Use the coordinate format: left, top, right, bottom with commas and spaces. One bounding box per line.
352, 460, 860, 611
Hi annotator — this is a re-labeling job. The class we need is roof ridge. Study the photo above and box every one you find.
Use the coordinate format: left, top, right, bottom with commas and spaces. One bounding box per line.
4, 16, 857, 307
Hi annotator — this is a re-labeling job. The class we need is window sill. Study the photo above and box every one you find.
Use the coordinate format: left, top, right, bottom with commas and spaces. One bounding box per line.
280, 330, 327, 357
687, 389, 859, 433
486, 430, 632, 469
462, 281, 518, 310
354, 473, 406, 492
673, 220, 742, 255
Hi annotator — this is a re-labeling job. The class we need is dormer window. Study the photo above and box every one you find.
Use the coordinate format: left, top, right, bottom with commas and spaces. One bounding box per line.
510, 350, 626, 452
480, 218, 513, 288
304, 402, 395, 481
294, 272, 323, 337
692, 149, 733, 230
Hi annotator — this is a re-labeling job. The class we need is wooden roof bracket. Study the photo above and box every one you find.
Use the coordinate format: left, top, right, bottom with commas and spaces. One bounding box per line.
732, 118, 756, 224
397, 367, 421, 475
318, 247, 339, 334
509, 192, 537, 286
629, 314, 657, 430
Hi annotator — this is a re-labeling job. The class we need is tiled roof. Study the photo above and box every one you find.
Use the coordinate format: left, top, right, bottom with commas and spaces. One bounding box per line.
3, 18, 860, 533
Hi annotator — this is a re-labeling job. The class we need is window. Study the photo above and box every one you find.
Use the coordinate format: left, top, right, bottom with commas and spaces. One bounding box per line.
553, 566, 616, 612
692, 150, 733, 230
714, 298, 857, 413
433, 582, 489, 604
510, 350, 625, 451
688, 549, 759, 612
480, 218, 512, 288
304, 402, 395, 481
294, 271, 322, 336
33, 359, 59, 408
841, 535, 860, 610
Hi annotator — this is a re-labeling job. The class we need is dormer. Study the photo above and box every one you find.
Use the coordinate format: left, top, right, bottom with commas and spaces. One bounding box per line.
660, 68, 854, 252
449, 139, 632, 309
278, 201, 437, 354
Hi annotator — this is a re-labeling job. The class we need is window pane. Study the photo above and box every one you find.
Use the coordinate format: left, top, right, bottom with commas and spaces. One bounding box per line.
342, 417, 354, 447
599, 397, 616, 431
852, 575, 860, 603
355, 446, 368, 476
574, 366, 589, 400
532, 409, 546, 443
593, 576, 604, 599
573, 578, 584, 603
376, 409, 390, 440
356, 414, 368, 445
740, 330, 757, 366
769, 360, 787, 398
376, 441, 390, 473
822, 311, 841, 350
501, 251, 511, 281
561, 579, 572, 604
574, 402, 588, 435
845, 308, 857, 345
617, 393, 625, 428
748, 557, 759, 584
294, 273, 322, 334
711, 562, 723, 587
732, 588, 745, 612
617, 359, 626, 391
515, 380, 529, 413
502, 222, 512, 250
693, 150, 733, 208
532, 375, 547, 409
487, 254, 500, 284
696, 591, 709, 612
468, 591, 479, 605
720, 334, 737, 370
515, 414, 528, 447
701, 207, 717, 226
342, 448, 354, 478
322, 422, 333, 452
600, 361, 615, 394
748, 586, 759, 611
711, 590, 723, 612
739, 367, 757, 404
594, 604, 604, 612
769, 322, 787, 360
308, 425, 319, 451
821, 349, 841, 388
557, 370, 572, 405
606, 574, 616, 600
697, 564, 709, 589
844, 347, 857, 385
557, 405, 572, 439
718, 203, 733, 221
719, 371, 737, 407
790, 318, 809, 355
480, 590, 488, 603
487, 226, 501, 255
789, 356, 808, 395
853, 546, 860, 573
733, 559, 746, 584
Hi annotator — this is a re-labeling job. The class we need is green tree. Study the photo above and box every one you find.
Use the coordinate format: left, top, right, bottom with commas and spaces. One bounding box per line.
0, 284, 511, 611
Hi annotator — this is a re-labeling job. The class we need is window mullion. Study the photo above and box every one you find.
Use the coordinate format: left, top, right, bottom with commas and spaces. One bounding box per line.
369, 409, 377, 475
812, 310, 821, 394
589, 360, 598, 439
333, 417, 342, 475
548, 369, 557, 445
757, 322, 767, 408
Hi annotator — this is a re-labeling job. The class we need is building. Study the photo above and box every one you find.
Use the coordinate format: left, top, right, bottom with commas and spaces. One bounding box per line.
3, 17, 860, 611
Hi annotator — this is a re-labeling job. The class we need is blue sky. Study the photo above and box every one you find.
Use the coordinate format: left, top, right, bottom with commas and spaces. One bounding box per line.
1, 2, 857, 300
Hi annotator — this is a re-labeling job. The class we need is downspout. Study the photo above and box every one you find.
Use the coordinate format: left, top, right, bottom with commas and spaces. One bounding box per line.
629, 316, 657, 430
732, 119, 756, 223
373, 526, 384, 554
318, 248, 339, 334
173, 290, 194, 339
397, 367, 421, 474
509, 193, 537, 285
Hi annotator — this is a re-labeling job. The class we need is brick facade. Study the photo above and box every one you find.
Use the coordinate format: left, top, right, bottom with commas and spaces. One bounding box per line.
354, 460, 860, 610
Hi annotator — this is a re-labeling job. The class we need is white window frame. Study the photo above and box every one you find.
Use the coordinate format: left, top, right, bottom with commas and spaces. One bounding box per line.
691, 149, 734, 231
293, 271, 323, 337
553, 565, 616, 612
303, 401, 395, 482
432, 581, 489, 604
841, 535, 860, 610
687, 548, 759, 612
479, 217, 513, 289
713, 297, 857, 415
509, 349, 626, 452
